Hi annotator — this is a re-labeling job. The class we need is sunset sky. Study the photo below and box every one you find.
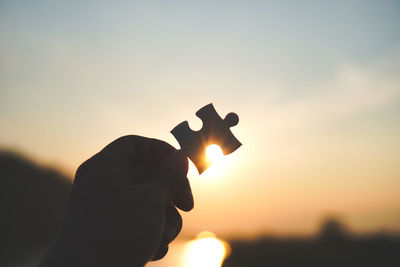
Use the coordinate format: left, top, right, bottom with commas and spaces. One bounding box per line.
1, 0, 400, 239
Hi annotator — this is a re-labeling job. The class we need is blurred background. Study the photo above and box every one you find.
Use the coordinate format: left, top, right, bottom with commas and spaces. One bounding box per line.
1, 0, 399, 266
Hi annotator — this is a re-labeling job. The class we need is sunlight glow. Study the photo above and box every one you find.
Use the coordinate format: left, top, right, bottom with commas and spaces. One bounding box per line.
206, 144, 224, 164
202, 145, 226, 178
183, 231, 230, 267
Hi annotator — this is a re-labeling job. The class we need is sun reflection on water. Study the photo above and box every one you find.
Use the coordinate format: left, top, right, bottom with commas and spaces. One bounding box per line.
183, 231, 230, 267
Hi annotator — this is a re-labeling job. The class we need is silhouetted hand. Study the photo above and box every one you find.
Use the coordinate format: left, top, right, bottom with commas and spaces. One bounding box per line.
39, 135, 193, 267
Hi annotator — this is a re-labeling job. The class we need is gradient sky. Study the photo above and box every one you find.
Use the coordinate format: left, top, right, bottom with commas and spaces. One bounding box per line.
1, 0, 400, 237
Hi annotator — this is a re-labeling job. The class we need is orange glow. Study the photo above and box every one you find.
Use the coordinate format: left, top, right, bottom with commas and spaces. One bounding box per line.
2, 0, 400, 241
206, 144, 224, 164
202, 145, 227, 178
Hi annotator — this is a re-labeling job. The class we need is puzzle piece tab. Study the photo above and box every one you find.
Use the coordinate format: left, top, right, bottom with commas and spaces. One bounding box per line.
171, 103, 241, 174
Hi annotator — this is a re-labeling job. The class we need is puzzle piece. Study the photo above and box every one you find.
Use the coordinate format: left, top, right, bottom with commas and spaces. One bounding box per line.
171, 103, 241, 174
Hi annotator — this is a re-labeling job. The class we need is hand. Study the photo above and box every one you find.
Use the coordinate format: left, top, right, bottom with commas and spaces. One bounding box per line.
39, 135, 193, 267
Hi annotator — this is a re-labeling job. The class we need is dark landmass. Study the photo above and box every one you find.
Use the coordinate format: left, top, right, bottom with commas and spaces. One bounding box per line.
223, 218, 400, 267
0, 150, 72, 266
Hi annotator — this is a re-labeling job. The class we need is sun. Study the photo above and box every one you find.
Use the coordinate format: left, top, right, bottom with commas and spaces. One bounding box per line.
204, 145, 225, 177
206, 144, 224, 164
187, 144, 229, 178
201, 144, 227, 177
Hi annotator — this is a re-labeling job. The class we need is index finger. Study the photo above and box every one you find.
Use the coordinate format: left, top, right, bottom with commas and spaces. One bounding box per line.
101, 135, 193, 210
101, 135, 176, 164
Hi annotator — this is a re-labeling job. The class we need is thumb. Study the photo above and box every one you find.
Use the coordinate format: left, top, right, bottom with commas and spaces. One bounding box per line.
154, 150, 188, 201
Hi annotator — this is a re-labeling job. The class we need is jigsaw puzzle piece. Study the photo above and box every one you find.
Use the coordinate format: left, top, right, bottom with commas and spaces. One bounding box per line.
171, 120, 208, 173
196, 104, 241, 155
171, 103, 241, 174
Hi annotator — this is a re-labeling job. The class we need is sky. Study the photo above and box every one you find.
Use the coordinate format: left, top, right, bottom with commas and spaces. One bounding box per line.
1, 0, 400, 238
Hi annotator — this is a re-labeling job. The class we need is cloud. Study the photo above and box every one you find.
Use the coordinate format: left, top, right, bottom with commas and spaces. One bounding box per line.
264, 49, 400, 131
